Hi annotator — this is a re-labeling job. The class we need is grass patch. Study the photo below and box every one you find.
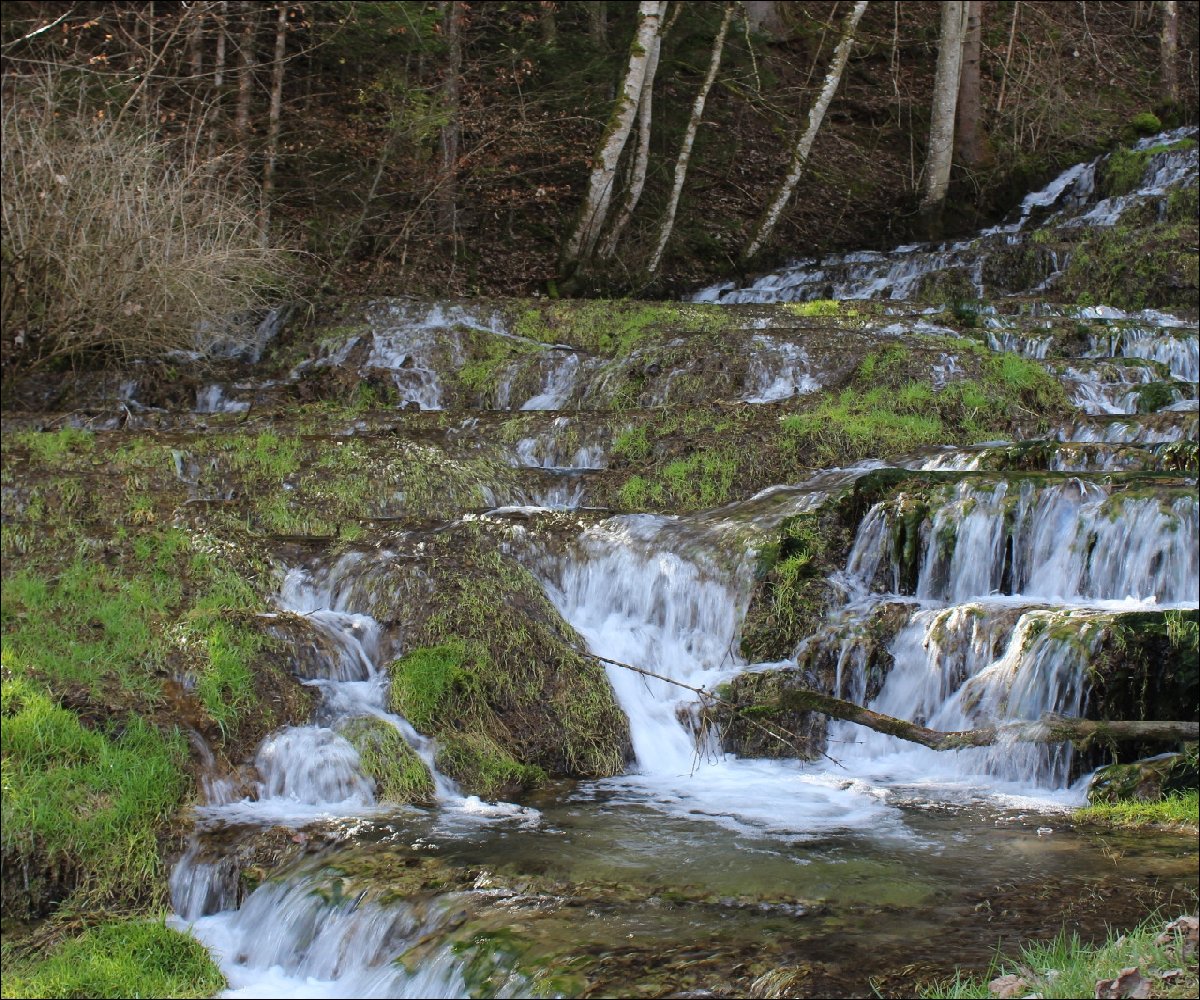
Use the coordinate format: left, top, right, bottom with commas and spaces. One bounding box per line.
920, 914, 1200, 999
0, 918, 224, 999
389, 640, 478, 733
1076, 790, 1199, 830
0, 676, 190, 912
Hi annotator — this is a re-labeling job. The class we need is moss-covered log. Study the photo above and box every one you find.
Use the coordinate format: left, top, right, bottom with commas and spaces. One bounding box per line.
776, 691, 1199, 750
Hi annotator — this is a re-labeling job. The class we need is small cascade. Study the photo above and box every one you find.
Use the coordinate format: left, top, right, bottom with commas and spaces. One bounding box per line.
1087, 322, 1200, 383
694, 128, 1198, 306
195, 384, 251, 414
297, 302, 508, 410
535, 499, 901, 837
741, 335, 821, 402
1055, 411, 1198, 444
845, 479, 1199, 605
832, 605, 1104, 789
171, 548, 544, 996
511, 416, 608, 470
180, 874, 473, 998
518, 351, 584, 410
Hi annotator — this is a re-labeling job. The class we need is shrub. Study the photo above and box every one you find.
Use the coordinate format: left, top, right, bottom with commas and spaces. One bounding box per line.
1, 75, 294, 368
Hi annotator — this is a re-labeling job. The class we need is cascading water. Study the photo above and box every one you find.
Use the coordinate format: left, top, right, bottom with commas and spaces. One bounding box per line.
171, 554, 536, 997
156, 128, 1199, 997
536, 510, 902, 838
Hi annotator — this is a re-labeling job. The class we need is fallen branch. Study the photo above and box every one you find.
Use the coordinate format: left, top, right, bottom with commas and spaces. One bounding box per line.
594, 656, 1199, 750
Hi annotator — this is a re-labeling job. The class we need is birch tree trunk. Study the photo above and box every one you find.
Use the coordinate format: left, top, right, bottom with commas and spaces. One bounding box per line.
259, 3, 288, 247
742, 0, 868, 263
955, 0, 983, 169
919, 0, 967, 218
561, 0, 666, 274
1159, 0, 1180, 107
214, 1, 227, 89
597, 15, 665, 260
648, 1, 734, 276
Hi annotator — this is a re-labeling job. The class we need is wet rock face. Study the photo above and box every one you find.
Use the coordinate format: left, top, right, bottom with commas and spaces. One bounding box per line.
1087, 752, 1200, 804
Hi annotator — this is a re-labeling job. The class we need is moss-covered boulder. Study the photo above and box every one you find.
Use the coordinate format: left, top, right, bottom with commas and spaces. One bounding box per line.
339, 717, 436, 805
1087, 750, 1200, 804
383, 530, 630, 798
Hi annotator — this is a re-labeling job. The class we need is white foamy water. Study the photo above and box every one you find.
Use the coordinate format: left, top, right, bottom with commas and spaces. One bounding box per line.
825, 603, 1110, 792
172, 552, 542, 997
511, 416, 608, 469
536, 514, 909, 837
175, 877, 476, 999
741, 335, 822, 402
692, 128, 1198, 306
845, 480, 1199, 605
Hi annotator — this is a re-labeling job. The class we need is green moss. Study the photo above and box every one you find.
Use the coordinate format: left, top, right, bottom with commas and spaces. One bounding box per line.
11, 428, 96, 464
0, 918, 225, 999
783, 299, 841, 317
384, 535, 628, 795
1102, 147, 1153, 198
339, 717, 436, 804
511, 300, 733, 357
436, 730, 547, 799
611, 425, 652, 462
0, 676, 190, 914
389, 640, 479, 733
1059, 221, 1199, 311
1128, 111, 1162, 135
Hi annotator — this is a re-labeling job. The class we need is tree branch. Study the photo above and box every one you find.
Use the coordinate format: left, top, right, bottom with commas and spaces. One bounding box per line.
594, 656, 1199, 750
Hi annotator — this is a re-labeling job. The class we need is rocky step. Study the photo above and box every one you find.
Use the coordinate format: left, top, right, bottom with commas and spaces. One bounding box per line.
907, 438, 1198, 474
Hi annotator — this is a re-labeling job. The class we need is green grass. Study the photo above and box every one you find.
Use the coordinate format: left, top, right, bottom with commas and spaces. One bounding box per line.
389, 640, 478, 733
0, 675, 190, 910
0, 918, 224, 999
512, 300, 733, 357
920, 915, 1200, 999
1075, 790, 1199, 830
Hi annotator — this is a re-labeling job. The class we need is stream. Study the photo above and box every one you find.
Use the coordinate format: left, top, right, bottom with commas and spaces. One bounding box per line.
166, 131, 1199, 998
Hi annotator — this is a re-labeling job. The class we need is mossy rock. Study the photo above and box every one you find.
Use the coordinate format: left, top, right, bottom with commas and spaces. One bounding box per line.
1087, 751, 1200, 804
384, 529, 630, 797
713, 668, 828, 760
339, 717, 436, 805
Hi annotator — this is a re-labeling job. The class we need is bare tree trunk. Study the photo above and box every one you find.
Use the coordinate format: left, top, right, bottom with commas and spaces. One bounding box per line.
743, 0, 786, 38
214, 1, 228, 89
742, 0, 868, 262
539, 0, 557, 45
597, 13, 665, 260
919, 0, 967, 222
259, 3, 288, 247
995, 0, 1017, 112
587, 1, 608, 49
648, 1, 734, 276
234, 1, 258, 144
955, 0, 983, 168
561, 0, 666, 274
771, 690, 1200, 750
438, 1, 464, 243
188, 8, 204, 78
1159, 0, 1180, 107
